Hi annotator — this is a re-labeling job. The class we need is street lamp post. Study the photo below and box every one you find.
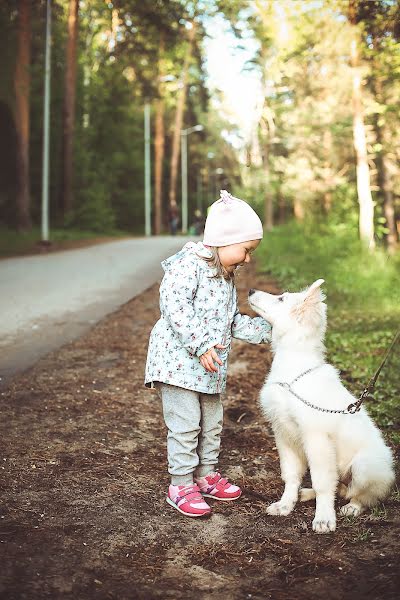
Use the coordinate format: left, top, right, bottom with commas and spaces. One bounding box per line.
197, 171, 203, 212
206, 151, 214, 207
144, 101, 151, 236
215, 167, 224, 198
41, 0, 52, 243
181, 124, 203, 233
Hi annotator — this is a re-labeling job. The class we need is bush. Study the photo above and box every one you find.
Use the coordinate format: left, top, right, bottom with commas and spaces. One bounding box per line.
64, 178, 116, 233
258, 220, 400, 313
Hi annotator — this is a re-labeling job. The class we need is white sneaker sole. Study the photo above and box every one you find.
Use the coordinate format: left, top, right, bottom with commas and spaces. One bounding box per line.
201, 492, 242, 501
166, 496, 211, 517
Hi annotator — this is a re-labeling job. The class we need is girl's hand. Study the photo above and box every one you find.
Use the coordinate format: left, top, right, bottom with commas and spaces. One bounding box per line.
200, 344, 226, 373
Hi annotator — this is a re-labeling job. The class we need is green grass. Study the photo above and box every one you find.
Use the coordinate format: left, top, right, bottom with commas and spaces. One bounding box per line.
257, 221, 400, 446
0, 226, 135, 258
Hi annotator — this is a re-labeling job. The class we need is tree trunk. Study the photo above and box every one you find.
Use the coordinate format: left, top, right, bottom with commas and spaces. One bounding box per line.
375, 121, 398, 253
259, 98, 275, 230
264, 191, 273, 231
381, 154, 397, 253
278, 192, 286, 223
293, 198, 304, 221
109, 8, 118, 51
14, 0, 32, 230
154, 35, 165, 235
263, 146, 273, 231
61, 0, 79, 217
323, 129, 333, 213
374, 79, 398, 253
349, 1, 375, 249
168, 22, 196, 211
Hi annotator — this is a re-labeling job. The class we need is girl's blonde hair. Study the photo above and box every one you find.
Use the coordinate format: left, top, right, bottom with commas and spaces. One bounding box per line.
197, 247, 235, 281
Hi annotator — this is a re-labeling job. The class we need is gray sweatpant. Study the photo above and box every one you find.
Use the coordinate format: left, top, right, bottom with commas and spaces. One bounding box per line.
156, 383, 223, 486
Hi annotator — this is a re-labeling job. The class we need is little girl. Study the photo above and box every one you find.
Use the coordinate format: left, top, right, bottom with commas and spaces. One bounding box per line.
145, 190, 272, 517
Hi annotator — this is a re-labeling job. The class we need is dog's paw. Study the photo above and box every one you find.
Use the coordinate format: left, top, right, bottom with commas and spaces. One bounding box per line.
312, 515, 336, 533
267, 501, 294, 516
340, 502, 363, 517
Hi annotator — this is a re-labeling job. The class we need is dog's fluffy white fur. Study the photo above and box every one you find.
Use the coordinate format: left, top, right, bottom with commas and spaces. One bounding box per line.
248, 279, 395, 534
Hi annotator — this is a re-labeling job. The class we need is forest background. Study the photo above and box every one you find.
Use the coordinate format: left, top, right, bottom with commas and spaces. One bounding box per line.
1, 0, 400, 248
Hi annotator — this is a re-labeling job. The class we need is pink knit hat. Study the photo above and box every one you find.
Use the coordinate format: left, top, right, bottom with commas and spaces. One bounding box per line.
203, 190, 263, 247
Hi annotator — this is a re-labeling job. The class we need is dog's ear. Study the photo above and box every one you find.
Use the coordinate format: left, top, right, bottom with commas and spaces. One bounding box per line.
303, 278, 325, 306
308, 279, 325, 294
292, 279, 326, 323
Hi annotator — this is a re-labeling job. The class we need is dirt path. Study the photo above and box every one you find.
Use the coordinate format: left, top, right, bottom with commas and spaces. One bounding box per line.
1, 263, 398, 600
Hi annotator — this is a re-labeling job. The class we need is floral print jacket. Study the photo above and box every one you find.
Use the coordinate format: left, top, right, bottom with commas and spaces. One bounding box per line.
144, 241, 272, 394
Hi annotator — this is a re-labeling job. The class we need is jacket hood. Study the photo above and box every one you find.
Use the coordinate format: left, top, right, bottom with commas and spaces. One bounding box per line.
161, 241, 213, 273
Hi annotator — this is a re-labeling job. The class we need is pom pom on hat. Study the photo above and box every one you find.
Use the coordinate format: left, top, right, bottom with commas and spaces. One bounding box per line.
203, 190, 263, 247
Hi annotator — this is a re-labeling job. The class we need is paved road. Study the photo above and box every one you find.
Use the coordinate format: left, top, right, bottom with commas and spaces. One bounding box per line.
0, 236, 197, 384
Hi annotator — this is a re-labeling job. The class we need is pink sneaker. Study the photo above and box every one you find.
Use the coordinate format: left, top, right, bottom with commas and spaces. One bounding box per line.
195, 471, 242, 501
166, 483, 212, 517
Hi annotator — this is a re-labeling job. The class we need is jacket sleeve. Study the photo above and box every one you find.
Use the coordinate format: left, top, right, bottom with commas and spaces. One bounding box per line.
159, 256, 217, 356
231, 294, 272, 344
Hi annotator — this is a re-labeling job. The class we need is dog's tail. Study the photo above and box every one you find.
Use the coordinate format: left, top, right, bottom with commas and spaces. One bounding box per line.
300, 483, 349, 502
345, 450, 395, 507
299, 488, 316, 502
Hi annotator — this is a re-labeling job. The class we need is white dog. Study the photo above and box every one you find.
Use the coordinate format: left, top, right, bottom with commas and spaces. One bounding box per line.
248, 279, 395, 534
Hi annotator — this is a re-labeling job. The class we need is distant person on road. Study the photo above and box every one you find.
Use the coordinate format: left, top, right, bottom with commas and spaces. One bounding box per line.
168, 202, 179, 236
188, 209, 204, 236
145, 190, 272, 517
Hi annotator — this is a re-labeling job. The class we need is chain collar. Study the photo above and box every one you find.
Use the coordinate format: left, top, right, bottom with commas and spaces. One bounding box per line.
269, 364, 359, 415
268, 328, 399, 415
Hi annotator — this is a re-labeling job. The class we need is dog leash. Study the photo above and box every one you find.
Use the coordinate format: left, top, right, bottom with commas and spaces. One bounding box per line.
269, 328, 400, 415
